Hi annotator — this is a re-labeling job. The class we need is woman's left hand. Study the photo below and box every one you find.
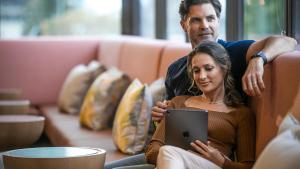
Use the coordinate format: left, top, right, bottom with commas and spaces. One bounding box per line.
190, 140, 225, 167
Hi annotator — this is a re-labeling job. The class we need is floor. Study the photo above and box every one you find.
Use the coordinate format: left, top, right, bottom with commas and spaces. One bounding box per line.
0, 134, 52, 169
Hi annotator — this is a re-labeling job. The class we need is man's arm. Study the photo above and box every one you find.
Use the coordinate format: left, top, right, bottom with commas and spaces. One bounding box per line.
242, 35, 297, 96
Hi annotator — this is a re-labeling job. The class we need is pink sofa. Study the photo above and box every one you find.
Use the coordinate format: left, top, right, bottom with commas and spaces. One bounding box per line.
0, 36, 299, 162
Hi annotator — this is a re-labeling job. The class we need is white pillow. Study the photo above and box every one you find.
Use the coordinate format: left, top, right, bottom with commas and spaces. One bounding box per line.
58, 61, 106, 114
277, 113, 300, 134
253, 113, 300, 169
149, 78, 166, 104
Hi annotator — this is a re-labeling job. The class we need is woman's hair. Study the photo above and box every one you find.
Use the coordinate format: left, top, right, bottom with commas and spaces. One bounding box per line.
179, 0, 222, 20
187, 40, 243, 107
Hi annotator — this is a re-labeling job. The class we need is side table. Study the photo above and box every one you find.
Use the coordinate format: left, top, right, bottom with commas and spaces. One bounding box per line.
0, 115, 45, 151
3, 147, 106, 169
0, 100, 30, 115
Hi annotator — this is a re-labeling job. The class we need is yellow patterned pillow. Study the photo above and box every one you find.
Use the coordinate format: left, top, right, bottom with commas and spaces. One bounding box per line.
79, 67, 130, 130
112, 79, 153, 154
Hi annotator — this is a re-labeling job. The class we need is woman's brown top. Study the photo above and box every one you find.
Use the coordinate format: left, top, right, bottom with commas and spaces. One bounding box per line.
145, 96, 256, 169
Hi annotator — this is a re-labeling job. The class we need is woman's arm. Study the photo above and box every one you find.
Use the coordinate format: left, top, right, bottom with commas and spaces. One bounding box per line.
145, 117, 166, 165
223, 107, 256, 169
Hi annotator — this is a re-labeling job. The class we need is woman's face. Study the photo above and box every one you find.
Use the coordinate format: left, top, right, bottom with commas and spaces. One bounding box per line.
191, 53, 224, 95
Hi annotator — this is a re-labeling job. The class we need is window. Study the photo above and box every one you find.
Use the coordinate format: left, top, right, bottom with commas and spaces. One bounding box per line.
140, 0, 155, 38
0, 0, 122, 38
219, 0, 226, 40
244, 0, 285, 40
167, 0, 184, 42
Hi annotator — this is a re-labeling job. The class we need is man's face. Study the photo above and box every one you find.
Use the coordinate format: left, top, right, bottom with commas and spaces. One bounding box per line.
181, 3, 220, 48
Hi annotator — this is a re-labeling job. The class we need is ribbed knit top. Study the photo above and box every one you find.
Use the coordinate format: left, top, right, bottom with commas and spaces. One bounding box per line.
145, 96, 256, 169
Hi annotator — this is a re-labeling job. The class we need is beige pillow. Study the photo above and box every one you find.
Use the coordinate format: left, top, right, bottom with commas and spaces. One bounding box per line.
112, 79, 153, 154
58, 61, 106, 114
149, 78, 166, 104
79, 67, 131, 130
253, 113, 300, 169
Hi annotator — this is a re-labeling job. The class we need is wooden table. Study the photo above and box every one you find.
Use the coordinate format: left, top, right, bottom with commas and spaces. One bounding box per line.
3, 147, 106, 169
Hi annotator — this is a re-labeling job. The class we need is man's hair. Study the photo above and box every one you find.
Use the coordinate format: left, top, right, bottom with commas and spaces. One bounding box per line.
187, 40, 243, 107
179, 0, 222, 20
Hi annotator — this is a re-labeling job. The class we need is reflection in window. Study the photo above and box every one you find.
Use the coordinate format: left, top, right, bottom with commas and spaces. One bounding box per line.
244, 0, 285, 40
140, 0, 155, 38
166, 0, 226, 42
0, 0, 122, 38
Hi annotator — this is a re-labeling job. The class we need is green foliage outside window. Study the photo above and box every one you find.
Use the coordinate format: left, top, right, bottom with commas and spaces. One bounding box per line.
244, 0, 285, 40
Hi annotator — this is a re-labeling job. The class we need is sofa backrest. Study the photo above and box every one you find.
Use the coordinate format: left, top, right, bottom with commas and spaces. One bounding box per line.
0, 38, 99, 105
158, 43, 192, 78
119, 38, 166, 84
98, 38, 123, 68
251, 51, 300, 157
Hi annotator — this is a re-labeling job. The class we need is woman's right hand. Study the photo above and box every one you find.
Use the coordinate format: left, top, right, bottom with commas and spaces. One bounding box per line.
151, 100, 168, 122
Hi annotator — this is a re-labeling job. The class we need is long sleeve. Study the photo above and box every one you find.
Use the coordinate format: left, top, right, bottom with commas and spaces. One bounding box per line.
145, 118, 166, 165
222, 107, 256, 169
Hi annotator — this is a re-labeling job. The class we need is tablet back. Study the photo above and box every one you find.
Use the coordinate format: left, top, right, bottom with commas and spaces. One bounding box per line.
165, 109, 208, 150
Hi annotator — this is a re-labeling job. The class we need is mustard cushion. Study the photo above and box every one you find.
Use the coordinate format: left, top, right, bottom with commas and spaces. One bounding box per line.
112, 79, 153, 154
58, 61, 106, 114
80, 67, 130, 130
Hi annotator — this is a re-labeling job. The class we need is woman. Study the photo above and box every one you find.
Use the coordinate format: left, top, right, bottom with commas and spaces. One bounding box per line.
145, 41, 255, 169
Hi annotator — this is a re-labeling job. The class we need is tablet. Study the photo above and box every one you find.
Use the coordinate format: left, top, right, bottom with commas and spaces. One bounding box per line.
165, 108, 208, 150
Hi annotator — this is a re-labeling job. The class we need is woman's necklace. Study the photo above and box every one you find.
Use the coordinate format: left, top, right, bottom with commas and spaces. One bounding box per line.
200, 94, 224, 104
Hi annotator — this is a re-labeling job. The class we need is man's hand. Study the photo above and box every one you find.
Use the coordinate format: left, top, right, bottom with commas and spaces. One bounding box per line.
242, 57, 265, 96
190, 140, 225, 167
151, 100, 168, 122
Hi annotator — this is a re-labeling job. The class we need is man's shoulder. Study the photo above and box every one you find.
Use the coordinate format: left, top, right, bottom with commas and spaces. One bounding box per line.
169, 55, 187, 66
218, 39, 255, 48
167, 55, 188, 72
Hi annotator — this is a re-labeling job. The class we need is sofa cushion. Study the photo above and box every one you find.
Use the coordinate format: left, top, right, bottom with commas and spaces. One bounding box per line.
58, 61, 106, 115
253, 128, 300, 169
79, 67, 130, 130
112, 79, 152, 154
40, 105, 130, 162
253, 113, 300, 169
149, 78, 166, 104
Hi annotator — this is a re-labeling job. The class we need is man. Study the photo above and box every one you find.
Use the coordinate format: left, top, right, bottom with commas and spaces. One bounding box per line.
104, 0, 296, 168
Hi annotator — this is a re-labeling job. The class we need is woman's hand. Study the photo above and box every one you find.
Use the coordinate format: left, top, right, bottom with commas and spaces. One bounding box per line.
151, 100, 169, 122
190, 140, 225, 167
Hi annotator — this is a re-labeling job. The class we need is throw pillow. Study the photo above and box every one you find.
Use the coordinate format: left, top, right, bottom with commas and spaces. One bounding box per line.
58, 61, 106, 114
112, 79, 153, 154
277, 113, 300, 134
149, 78, 166, 104
253, 113, 300, 169
79, 67, 131, 130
